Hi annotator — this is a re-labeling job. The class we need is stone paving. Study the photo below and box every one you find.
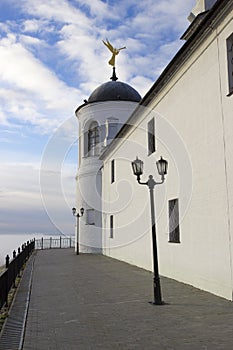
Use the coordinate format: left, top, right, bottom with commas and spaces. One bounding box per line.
8, 249, 233, 349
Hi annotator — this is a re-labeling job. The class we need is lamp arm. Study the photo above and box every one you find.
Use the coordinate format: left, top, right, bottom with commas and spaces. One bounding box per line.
155, 177, 165, 185
136, 174, 148, 186
136, 174, 165, 188
137, 179, 149, 186
156, 174, 165, 184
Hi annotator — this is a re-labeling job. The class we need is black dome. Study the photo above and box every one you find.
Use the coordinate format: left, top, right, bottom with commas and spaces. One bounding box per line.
88, 81, 141, 103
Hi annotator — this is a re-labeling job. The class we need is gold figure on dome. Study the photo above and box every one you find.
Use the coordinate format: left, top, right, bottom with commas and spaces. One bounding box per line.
102, 39, 126, 67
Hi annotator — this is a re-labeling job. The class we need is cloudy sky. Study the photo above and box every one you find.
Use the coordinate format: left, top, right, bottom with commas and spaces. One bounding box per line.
0, 0, 195, 237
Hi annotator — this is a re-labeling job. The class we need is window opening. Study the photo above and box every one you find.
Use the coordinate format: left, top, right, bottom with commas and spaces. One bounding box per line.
110, 215, 114, 238
88, 121, 100, 156
148, 118, 155, 155
227, 33, 233, 95
168, 198, 180, 243
111, 159, 115, 183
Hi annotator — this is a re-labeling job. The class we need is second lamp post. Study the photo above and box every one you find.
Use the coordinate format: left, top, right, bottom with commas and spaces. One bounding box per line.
72, 207, 84, 255
131, 156, 168, 305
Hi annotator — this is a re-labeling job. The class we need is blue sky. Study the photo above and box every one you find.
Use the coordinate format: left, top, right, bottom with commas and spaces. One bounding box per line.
0, 0, 195, 237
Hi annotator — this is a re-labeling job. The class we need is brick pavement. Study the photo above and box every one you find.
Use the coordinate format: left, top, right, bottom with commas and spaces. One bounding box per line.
9, 249, 233, 349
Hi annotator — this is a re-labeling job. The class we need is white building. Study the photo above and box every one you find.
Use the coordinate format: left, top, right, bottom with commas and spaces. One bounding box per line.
75, 0, 233, 300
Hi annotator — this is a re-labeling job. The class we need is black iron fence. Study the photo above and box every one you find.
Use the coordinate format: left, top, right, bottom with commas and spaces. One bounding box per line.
0, 236, 75, 311
0, 240, 35, 310
35, 236, 75, 250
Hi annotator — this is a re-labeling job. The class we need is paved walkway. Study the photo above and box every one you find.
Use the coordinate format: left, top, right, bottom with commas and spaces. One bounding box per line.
4, 249, 233, 349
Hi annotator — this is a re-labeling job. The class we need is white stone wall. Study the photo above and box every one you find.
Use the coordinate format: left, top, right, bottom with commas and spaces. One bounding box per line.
101, 9, 233, 299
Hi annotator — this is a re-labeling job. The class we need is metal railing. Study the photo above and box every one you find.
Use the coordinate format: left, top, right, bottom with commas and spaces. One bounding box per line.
0, 240, 35, 310
35, 236, 75, 250
0, 237, 75, 311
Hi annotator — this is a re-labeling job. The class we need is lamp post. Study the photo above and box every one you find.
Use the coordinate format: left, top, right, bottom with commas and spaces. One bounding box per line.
131, 156, 168, 305
72, 207, 84, 255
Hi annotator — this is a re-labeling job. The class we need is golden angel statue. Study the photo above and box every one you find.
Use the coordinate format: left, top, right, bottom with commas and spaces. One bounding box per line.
102, 39, 126, 67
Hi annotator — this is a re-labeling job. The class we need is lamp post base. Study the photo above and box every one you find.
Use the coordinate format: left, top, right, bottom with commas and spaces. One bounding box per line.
149, 301, 166, 306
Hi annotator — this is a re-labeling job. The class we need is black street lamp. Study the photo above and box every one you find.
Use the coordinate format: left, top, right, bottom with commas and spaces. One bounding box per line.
72, 207, 84, 255
131, 156, 168, 305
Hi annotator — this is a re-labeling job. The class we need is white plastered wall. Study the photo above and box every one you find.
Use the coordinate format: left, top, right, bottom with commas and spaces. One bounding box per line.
101, 10, 233, 300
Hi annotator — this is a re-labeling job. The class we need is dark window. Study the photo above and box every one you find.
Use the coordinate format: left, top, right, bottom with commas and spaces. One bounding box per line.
168, 198, 180, 243
111, 159, 115, 183
227, 33, 233, 95
110, 215, 114, 238
147, 118, 155, 155
88, 121, 100, 156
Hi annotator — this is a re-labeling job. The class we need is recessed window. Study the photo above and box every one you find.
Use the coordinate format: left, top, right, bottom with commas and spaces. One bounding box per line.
227, 33, 233, 95
111, 159, 115, 183
168, 198, 180, 243
88, 121, 100, 156
86, 209, 95, 225
110, 215, 114, 238
104, 118, 118, 146
147, 118, 155, 155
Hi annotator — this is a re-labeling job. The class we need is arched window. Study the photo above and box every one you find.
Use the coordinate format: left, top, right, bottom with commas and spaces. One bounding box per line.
88, 121, 100, 156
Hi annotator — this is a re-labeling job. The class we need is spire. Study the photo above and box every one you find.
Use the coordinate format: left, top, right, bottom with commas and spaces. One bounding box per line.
110, 67, 118, 81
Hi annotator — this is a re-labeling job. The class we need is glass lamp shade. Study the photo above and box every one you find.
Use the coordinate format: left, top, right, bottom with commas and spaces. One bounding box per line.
131, 156, 144, 176
80, 207, 84, 216
72, 207, 76, 216
156, 156, 168, 176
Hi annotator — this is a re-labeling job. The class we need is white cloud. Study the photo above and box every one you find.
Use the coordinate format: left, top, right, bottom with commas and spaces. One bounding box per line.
128, 76, 154, 97
20, 0, 91, 28
20, 34, 43, 46
22, 19, 47, 33
0, 34, 71, 99
0, 33, 80, 131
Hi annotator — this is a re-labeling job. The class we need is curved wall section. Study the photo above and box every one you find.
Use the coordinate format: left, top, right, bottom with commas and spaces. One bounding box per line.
75, 100, 138, 253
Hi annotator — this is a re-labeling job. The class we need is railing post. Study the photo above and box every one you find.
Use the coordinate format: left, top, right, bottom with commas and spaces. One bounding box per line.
26, 241, 29, 258
5, 255, 10, 268
12, 259, 16, 288
5, 269, 8, 307
60, 236, 62, 249
50, 237, 52, 249
41, 237, 44, 250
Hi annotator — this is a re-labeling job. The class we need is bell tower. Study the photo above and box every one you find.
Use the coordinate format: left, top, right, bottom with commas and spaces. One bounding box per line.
75, 68, 141, 253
